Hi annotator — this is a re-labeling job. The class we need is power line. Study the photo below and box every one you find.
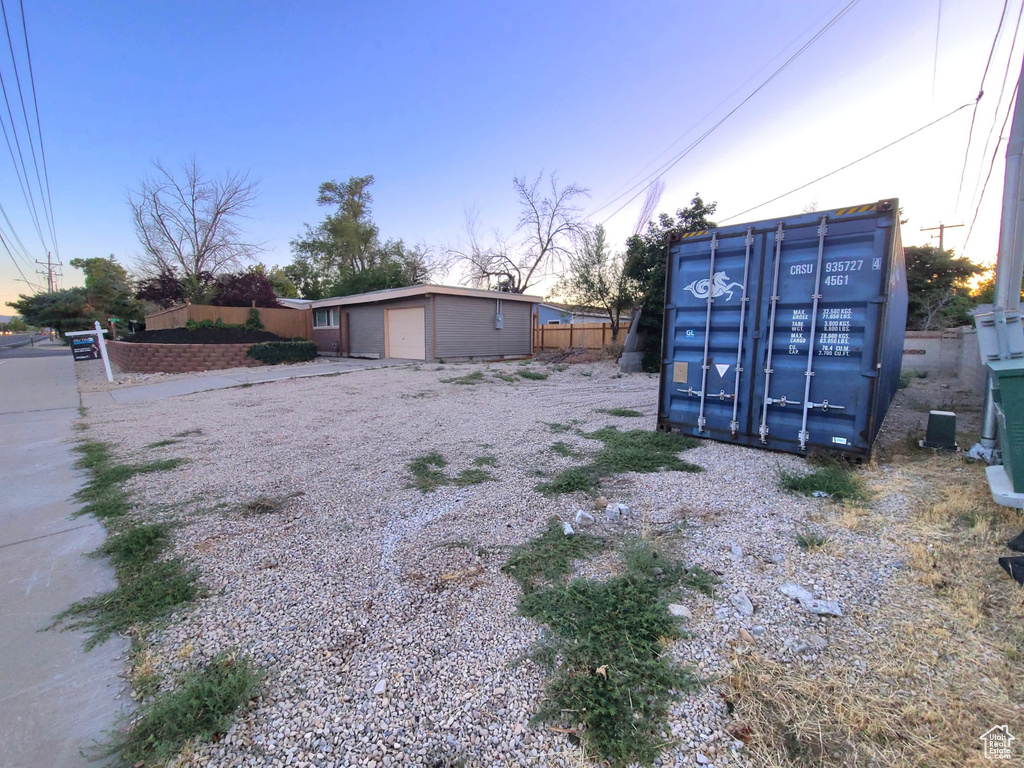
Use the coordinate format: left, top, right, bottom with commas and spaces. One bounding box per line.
17, 0, 57, 263
966, 0, 1024, 220
719, 101, 974, 223
0, 0, 53, 258
587, 0, 854, 214
963, 75, 1019, 254
954, 0, 1009, 210
594, 0, 863, 227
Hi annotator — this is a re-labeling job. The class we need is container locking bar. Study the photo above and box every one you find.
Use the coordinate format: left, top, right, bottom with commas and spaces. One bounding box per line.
730, 227, 754, 435
696, 233, 719, 432
766, 395, 801, 407
759, 223, 785, 443
798, 215, 829, 451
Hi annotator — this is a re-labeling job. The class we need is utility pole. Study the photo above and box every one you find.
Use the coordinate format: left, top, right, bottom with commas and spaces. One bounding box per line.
34, 252, 60, 292
979, 57, 1024, 457
920, 223, 963, 252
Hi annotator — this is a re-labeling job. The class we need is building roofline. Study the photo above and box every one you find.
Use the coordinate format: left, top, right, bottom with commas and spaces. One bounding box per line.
311, 284, 543, 308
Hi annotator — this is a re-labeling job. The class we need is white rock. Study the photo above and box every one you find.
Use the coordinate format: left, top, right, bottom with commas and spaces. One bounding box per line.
668, 603, 692, 620
800, 598, 843, 617
696, 753, 710, 765
730, 543, 743, 559
562, 522, 575, 536
730, 592, 754, 616
373, 679, 386, 696
574, 510, 594, 524
780, 583, 814, 602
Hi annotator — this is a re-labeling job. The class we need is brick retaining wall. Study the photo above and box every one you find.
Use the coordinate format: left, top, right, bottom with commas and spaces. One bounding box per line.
106, 341, 263, 373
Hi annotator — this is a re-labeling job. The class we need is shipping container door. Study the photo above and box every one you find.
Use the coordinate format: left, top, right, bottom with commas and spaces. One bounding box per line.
661, 227, 765, 440
753, 214, 890, 454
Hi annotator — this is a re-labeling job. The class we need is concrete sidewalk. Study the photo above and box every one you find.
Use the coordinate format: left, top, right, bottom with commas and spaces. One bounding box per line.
81, 356, 415, 406
0, 352, 127, 767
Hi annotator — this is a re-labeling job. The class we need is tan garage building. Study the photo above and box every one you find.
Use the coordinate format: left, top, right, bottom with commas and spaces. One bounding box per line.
309, 285, 541, 362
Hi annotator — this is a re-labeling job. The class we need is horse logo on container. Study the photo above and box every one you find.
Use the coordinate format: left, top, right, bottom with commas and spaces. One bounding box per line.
684, 271, 744, 301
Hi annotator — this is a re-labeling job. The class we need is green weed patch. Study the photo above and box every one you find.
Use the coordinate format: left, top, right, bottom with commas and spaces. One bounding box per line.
596, 407, 643, 417
441, 371, 484, 385
780, 460, 865, 502
518, 369, 549, 380
506, 532, 705, 766
535, 466, 598, 496
97, 651, 262, 767
408, 452, 494, 492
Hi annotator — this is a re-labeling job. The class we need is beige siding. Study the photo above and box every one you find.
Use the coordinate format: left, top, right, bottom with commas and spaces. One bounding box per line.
433, 295, 532, 359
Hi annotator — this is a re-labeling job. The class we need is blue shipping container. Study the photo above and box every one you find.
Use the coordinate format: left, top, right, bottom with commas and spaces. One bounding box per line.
657, 199, 907, 460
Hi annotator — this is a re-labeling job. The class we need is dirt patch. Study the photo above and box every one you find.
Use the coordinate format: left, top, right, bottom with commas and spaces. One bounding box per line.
121, 327, 291, 345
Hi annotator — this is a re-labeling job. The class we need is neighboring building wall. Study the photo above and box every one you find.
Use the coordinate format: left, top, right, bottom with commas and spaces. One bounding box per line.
312, 327, 339, 355
106, 341, 262, 373
433, 295, 532, 359
901, 328, 986, 389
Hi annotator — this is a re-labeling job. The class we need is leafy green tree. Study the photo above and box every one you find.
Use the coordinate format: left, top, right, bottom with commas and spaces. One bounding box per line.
624, 195, 717, 370
904, 246, 984, 329
7, 288, 90, 337
68, 255, 145, 323
6, 316, 28, 331
553, 225, 633, 341
286, 176, 430, 299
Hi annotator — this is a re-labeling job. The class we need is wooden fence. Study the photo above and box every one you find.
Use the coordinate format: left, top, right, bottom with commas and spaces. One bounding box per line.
533, 321, 615, 351
145, 303, 313, 340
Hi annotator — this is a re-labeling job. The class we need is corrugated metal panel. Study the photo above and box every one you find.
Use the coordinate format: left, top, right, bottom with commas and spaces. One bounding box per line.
348, 305, 385, 357
657, 199, 906, 460
434, 295, 532, 358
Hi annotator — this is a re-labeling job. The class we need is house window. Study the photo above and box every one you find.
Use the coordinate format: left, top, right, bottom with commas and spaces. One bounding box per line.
313, 308, 339, 328
547, 320, 563, 325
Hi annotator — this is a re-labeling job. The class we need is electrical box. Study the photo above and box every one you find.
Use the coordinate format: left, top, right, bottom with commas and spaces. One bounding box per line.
989, 358, 1024, 492
495, 313, 503, 330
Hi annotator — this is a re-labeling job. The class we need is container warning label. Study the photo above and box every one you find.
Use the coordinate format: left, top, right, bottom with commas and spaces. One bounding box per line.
673, 362, 688, 383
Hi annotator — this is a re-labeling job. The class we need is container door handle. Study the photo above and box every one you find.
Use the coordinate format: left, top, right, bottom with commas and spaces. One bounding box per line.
798, 215, 828, 451
696, 233, 719, 432
759, 223, 785, 443
730, 227, 753, 435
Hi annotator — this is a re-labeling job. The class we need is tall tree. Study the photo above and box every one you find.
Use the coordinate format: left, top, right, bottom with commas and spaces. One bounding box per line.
904, 245, 984, 329
129, 160, 261, 300
7, 289, 89, 336
624, 195, 718, 371
68, 255, 144, 322
286, 175, 431, 299
553, 225, 633, 341
450, 173, 589, 293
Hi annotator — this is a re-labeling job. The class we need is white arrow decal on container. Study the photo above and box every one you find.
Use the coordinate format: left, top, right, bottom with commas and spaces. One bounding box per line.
715, 363, 730, 377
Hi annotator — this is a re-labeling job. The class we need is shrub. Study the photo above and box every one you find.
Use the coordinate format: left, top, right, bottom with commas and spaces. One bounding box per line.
243, 307, 264, 331
246, 341, 318, 365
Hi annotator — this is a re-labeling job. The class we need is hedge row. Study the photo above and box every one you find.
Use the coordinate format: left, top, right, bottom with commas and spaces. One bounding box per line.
246, 341, 318, 365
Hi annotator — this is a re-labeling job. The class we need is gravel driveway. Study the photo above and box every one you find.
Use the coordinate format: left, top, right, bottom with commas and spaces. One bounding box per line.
75, 359, 958, 768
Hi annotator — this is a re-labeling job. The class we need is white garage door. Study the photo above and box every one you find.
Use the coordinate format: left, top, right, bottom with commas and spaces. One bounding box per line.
386, 307, 425, 359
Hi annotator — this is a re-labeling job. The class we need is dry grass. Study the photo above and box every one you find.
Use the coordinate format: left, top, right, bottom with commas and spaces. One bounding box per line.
728, 453, 1024, 768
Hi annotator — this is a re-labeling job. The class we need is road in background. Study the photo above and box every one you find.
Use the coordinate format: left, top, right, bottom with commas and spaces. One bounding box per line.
0, 341, 126, 767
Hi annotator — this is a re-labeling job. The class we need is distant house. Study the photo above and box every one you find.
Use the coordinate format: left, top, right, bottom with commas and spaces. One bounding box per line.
310, 284, 541, 361
535, 302, 608, 325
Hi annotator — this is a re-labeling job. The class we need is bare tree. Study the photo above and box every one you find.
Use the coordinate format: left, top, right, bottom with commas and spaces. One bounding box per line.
449, 173, 589, 293
632, 180, 664, 236
129, 160, 261, 292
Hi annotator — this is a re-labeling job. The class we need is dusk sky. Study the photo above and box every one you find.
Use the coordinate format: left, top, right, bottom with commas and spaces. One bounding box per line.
0, 0, 1020, 312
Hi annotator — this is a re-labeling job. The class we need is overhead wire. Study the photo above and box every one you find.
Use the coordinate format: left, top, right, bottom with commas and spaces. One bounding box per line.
17, 0, 57, 263
956, 0, 1012, 210
588, 0, 853, 214
966, 0, 1024, 220
963, 75, 1019, 255
0, 0, 52, 258
719, 101, 975, 223
593, 0, 863, 227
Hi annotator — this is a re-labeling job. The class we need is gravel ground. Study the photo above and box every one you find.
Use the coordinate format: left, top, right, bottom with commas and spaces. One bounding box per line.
75, 359, 971, 768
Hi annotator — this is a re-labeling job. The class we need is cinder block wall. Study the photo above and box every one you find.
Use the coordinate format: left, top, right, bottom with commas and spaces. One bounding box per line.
106, 341, 263, 373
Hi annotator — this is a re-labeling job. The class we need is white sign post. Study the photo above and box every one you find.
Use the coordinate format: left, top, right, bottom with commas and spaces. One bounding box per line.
94, 320, 113, 382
